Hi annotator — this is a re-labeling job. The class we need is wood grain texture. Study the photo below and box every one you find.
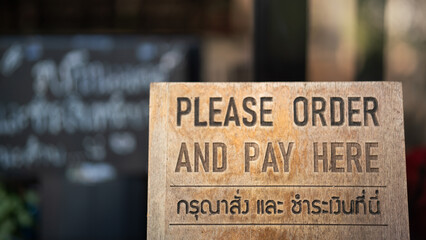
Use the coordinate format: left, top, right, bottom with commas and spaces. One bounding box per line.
147, 82, 409, 239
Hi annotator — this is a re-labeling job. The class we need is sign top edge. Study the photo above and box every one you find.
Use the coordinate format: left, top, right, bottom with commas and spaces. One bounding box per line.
150, 81, 402, 87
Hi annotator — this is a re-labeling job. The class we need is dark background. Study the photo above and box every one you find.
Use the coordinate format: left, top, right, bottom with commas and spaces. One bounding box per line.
0, 35, 198, 240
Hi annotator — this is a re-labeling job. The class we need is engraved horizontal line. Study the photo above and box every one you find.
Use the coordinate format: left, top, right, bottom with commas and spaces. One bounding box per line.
170, 185, 387, 188
169, 223, 388, 227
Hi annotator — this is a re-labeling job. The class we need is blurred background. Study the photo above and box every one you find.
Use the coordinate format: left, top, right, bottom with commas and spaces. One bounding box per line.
0, 0, 425, 239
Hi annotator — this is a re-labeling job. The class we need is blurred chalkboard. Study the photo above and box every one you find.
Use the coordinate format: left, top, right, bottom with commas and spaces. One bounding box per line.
0, 35, 199, 177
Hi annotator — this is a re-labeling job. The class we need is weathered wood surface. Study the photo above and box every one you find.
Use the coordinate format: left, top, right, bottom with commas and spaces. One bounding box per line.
147, 82, 409, 239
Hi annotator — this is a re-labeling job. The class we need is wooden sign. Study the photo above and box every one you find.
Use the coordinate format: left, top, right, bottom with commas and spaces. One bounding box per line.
147, 82, 409, 239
